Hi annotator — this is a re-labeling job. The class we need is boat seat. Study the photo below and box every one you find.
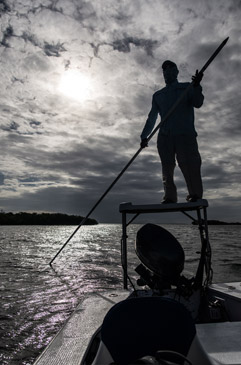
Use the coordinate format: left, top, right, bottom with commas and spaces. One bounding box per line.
92, 296, 215, 364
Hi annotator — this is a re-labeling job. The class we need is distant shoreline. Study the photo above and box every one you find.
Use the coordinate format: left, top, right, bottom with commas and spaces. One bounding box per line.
192, 219, 241, 225
0, 212, 98, 225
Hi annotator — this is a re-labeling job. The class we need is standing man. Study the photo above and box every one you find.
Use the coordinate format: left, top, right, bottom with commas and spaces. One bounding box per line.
140, 60, 204, 203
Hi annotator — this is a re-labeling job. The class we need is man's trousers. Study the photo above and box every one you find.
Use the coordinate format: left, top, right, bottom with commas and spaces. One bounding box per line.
157, 134, 203, 202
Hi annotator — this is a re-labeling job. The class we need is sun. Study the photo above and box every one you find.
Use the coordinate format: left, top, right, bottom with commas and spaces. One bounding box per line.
58, 70, 91, 102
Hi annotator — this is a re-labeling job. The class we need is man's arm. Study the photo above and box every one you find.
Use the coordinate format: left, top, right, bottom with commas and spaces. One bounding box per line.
190, 85, 204, 108
190, 70, 204, 108
140, 95, 159, 146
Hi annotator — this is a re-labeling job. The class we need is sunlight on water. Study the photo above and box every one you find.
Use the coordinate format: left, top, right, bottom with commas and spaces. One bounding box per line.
0, 224, 241, 364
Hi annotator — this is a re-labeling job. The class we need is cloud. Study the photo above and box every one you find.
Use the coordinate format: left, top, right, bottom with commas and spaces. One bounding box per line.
0, 172, 4, 185
43, 41, 66, 57
112, 36, 158, 56
0, 0, 240, 222
0, 25, 13, 47
0, 0, 11, 14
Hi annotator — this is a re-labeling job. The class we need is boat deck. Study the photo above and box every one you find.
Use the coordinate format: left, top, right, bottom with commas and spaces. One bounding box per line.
34, 290, 130, 365
34, 288, 241, 365
197, 321, 241, 364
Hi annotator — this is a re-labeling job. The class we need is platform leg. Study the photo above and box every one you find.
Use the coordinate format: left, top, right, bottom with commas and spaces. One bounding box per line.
121, 212, 128, 289
203, 207, 212, 285
194, 208, 207, 288
194, 207, 212, 288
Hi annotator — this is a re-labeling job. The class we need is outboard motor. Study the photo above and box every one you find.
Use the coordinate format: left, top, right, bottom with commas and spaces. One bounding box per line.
135, 223, 185, 290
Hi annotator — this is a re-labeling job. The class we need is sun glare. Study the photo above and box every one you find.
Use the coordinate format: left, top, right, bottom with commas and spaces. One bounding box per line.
59, 70, 91, 102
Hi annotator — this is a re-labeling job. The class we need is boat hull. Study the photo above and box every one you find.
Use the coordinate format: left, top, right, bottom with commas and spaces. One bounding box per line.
34, 284, 241, 365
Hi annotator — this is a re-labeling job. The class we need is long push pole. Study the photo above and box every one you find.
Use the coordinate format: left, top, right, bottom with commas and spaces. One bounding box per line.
49, 37, 229, 266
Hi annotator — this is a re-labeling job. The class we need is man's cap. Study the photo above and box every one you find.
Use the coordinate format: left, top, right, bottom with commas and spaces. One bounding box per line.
162, 60, 178, 70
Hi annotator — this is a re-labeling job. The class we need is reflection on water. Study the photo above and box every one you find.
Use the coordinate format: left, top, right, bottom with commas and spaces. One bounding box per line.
0, 224, 241, 364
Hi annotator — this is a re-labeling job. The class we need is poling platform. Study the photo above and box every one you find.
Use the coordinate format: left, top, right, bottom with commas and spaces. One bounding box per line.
119, 199, 209, 214
119, 199, 211, 289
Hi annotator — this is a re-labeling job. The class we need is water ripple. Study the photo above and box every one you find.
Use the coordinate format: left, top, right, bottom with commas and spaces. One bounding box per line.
0, 224, 241, 364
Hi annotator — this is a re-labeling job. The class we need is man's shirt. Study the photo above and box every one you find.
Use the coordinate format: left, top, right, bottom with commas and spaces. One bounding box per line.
140, 80, 204, 139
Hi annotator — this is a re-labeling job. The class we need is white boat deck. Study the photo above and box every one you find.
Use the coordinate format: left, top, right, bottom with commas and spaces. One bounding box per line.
197, 321, 241, 365
34, 288, 241, 365
34, 290, 130, 365
210, 282, 241, 300
208, 282, 241, 322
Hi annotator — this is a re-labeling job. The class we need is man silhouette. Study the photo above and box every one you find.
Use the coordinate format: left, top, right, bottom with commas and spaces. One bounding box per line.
140, 60, 204, 203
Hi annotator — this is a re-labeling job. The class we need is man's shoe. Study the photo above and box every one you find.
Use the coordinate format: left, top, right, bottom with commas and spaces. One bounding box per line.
186, 195, 200, 202
161, 198, 176, 204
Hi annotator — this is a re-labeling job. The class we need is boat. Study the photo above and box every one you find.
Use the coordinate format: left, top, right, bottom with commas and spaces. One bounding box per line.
34, 199, 241, 365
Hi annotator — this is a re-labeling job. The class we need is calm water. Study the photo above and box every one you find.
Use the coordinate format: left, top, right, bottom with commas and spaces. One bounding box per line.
1, 223, 241, 364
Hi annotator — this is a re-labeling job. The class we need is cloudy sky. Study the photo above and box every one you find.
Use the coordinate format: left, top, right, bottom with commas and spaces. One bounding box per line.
0, 0, 240, 223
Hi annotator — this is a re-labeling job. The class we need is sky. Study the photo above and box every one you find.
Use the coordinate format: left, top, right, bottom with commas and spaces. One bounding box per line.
0, 0, 241, 223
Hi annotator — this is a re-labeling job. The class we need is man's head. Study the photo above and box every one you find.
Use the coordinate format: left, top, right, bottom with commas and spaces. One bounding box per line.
162, 60, 179, 85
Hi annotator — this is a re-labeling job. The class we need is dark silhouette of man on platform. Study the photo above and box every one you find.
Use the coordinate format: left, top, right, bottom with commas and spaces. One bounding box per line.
140, 60, 204, 204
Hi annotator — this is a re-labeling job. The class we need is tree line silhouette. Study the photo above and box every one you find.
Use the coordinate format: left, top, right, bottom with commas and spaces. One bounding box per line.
0, 212, 98, 225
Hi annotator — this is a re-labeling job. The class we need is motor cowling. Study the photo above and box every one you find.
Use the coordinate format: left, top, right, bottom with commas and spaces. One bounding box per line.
135, 223, 185, 285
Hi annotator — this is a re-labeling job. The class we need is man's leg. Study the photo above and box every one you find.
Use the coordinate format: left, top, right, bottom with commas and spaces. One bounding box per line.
176, 135, 203, 199
157, 135, 177, 203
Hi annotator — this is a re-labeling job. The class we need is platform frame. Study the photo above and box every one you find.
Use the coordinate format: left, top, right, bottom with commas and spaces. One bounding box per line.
119, 200, 212, 289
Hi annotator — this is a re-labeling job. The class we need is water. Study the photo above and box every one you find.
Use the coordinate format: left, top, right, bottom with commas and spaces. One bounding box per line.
1, 223, 241, 364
